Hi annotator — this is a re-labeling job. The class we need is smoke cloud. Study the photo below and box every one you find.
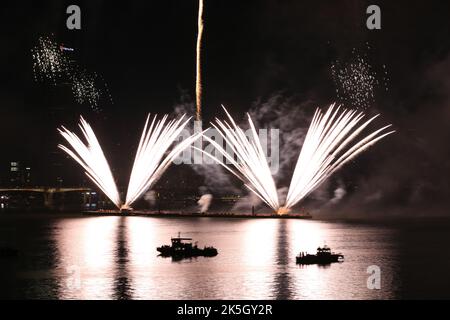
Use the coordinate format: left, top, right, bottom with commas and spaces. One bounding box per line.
143, 190, 157, 207
316, 54, 450, 218
170, 48, 450, 219
198, 194, 213, 213
172, 90, 242, 195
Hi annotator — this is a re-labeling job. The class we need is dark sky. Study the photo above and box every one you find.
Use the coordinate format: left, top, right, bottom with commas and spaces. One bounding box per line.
0, 1, 449, 215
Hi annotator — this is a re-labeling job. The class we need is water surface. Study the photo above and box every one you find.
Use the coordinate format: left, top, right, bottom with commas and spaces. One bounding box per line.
1, 214, 449, 299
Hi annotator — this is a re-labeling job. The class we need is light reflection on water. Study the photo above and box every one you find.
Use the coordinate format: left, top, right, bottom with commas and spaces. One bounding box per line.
55, 216, 117, 299
1, 215, 401, 299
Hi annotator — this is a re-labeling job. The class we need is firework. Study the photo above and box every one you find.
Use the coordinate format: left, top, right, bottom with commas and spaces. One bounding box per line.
331, 46, 389, 109
58, 117, 121, 208
199, 107, 280, 211
196, 0, 204, 121
32, 35, 111, 112
200, 105, 394, 214
71, 71, 101, 109
283, 104, 394, 211
123, 115, 204, 209
31, 36, 72, 84
58, 115, 202, 210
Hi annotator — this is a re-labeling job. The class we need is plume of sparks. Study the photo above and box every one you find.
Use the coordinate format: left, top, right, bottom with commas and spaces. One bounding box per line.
195, 0, 204, 121
200, 107, 280, 211
58, 117, 122, 208
32, 35, 111, 112
123, 115, 204, 209
200, 104, 395, 214
331, 46, 390, 109
58, 115, 203, 211
283, 104, 395, 211
71, 71, 101, 109
31, 36, 72, 84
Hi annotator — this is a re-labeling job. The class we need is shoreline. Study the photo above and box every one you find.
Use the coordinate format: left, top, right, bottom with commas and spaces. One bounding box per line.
82, 210, 313, 220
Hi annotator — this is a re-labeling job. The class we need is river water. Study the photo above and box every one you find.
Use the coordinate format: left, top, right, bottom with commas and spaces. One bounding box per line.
1, 213, 449, 299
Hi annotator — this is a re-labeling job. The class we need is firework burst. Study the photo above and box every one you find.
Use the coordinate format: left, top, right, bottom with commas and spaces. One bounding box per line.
331, 46, 389, 109
71, 71, 101, 107
58, 117, 121, 208
199, 107, 280, 211
200, 104, 395, 214
58, 115, 203, 210
123, 114, 204, 209
283, 104, 394, 211
32, 35, 111, 112
31, 36, 72, 84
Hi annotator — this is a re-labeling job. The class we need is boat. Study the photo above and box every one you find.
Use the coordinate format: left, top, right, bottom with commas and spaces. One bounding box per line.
296, 245, 344, 265
157, 233, 218, 259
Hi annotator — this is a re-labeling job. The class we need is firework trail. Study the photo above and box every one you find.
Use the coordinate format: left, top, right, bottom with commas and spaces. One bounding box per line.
196, 0, 204, 121
58, 115, 203, 210
200, 104, 394, 214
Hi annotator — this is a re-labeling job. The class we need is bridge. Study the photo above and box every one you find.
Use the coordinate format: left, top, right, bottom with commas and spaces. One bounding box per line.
0, 187, 92, 193
0, 187, 95, 209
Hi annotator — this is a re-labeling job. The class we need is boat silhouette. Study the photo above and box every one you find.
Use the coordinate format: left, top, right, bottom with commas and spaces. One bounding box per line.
296, 245, 344, 265
157, 233, 218, 259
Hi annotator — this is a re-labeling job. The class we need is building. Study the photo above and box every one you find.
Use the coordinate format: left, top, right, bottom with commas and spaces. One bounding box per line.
8, 161, 32, 187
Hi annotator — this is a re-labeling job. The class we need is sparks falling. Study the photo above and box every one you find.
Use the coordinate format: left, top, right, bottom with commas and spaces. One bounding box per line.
58, 115, 202, 210
32, 35, 111, 112
71, 71, 101, 109
195, 0, 204, 121
331, 55, 377, 109
331, 46, 389, 109
201, 104, 395, 214
32, 36, 72, 84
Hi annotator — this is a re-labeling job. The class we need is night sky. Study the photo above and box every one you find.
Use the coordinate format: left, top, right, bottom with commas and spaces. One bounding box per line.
0, 1, 449, 216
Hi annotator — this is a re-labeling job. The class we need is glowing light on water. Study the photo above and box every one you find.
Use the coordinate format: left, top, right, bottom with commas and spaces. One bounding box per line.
201, 104, 395, 214
196, 0, 204, 121
58, 115, 202, 210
